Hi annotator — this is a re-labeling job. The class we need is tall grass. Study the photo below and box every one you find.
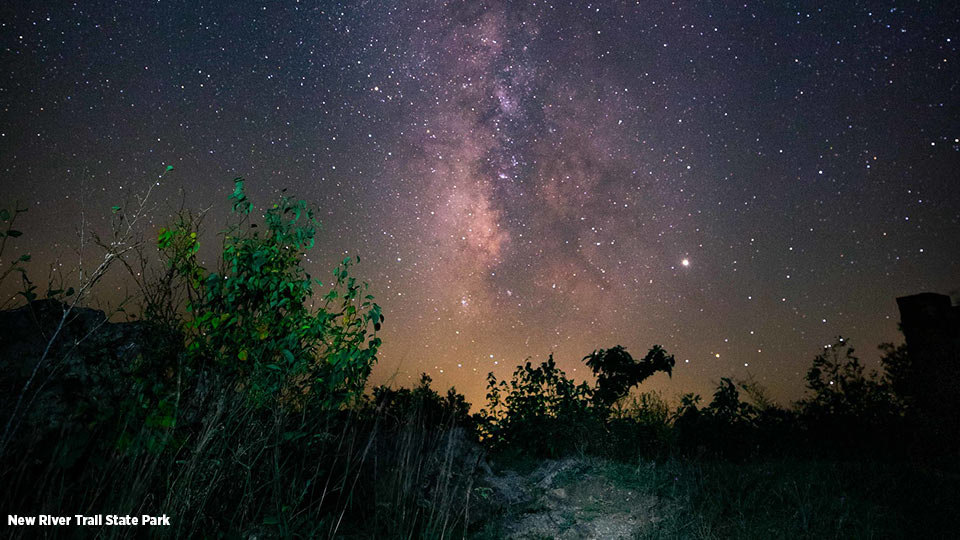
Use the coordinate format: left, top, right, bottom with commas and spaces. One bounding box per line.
0, 346, 483, 539
625, 457, 958, 539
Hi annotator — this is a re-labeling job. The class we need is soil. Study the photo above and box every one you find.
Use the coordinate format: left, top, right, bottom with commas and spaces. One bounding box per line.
478, 457, 671, 539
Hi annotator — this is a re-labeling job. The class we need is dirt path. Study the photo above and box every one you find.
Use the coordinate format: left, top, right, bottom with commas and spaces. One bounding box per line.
478, 457, 672, 539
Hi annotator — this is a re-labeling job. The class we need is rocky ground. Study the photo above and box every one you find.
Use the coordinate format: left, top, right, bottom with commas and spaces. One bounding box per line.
475, 457, 677, 539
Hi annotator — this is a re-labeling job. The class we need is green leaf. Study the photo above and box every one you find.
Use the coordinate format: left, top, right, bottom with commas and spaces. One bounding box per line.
18, 254, 30, 262
0, 209, 9, 221
112, 205, 121, 214
165, 165, 174, 172
281, 349, 294, 364
266, 364, 281, 371
6, 230, 22, 238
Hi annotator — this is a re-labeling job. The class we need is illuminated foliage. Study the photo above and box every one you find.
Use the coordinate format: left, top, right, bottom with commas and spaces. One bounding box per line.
162, 179, 382, 409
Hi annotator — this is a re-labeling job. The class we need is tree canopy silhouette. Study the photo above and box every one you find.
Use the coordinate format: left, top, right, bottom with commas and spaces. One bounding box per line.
584, 344, 675, 411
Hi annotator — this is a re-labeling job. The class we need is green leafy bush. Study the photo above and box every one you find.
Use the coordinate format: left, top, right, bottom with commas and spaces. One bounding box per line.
161, 179, 382, 410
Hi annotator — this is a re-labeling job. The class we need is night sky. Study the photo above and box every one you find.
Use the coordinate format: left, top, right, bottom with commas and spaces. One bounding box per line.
1, 1, 958, 406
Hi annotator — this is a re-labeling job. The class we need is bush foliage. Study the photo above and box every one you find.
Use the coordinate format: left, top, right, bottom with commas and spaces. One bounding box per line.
478, 346, 675, 457
161, 179, 383, 410
0, 178, 950, 538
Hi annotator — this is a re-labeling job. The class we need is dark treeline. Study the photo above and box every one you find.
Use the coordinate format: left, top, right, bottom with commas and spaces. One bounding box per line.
0, 185, 957, 538
475, 336, 955, 462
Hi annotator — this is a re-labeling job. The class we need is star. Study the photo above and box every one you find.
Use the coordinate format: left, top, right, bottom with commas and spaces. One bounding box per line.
0, 0, 955, 408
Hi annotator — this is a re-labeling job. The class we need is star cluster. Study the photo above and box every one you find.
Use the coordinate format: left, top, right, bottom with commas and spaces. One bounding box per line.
1, 1, 958, 405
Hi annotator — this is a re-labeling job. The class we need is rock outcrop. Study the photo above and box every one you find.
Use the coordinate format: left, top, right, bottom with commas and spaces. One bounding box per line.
0, 300, 154, 465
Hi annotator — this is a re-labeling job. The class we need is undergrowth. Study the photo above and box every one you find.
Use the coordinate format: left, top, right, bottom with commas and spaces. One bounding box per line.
0, 176, 956, 538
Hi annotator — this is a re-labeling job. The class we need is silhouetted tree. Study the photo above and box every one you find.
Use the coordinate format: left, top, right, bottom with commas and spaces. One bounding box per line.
796, 337, 904, 455
798, 337, 889, 419
480, 345, 676, 457
878, 342, 917, 412
584, 344, 675, 412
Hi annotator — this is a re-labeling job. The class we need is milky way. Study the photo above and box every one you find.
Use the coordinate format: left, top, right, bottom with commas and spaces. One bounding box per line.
1, 1, 958, 406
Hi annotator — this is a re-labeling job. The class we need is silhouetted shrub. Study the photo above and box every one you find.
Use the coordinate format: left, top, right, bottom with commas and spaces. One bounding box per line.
479, 345, 675, 458
795, 337, 905, 455
669, 377, 805, 460
606, 391, 673, 458
370, 374, 475, 433
478, 354, 596, 457
585, 344, 675, 414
